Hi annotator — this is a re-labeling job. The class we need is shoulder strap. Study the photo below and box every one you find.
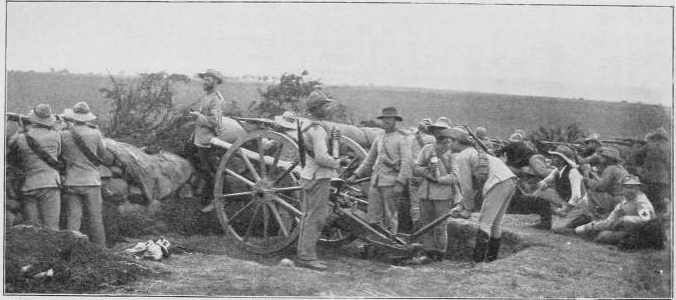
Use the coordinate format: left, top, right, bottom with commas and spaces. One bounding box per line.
24, 132, 65, 172
300, 122, 324, 159
70, 128, 103, 166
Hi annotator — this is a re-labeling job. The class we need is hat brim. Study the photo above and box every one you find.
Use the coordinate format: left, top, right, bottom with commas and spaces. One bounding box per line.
273, 116, 297, 130
60, 109, 97, 122
427, 122, 450, 130
27, 111, 56, 126
198, 73, 223, 84
548, 151, 576, 166
377, 115, 403, 121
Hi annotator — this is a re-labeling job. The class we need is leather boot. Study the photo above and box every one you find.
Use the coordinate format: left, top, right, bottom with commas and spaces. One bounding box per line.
472, 230, 490, 263
486, 237, 501, 262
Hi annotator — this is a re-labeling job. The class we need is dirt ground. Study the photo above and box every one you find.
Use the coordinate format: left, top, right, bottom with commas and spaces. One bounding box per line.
99, 213, 672, 298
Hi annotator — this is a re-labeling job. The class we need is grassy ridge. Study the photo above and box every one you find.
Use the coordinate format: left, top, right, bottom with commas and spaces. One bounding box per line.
6, 71, 671, 139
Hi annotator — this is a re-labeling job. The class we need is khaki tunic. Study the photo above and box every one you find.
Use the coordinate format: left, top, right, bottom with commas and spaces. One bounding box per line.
60, 125, 106, 186
8, 127, 62, 191
192, 91, 224, 148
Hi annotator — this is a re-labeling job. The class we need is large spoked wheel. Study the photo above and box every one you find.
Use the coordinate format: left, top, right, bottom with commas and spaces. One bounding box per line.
214, 131, 303, 254
318, 136, 368, 247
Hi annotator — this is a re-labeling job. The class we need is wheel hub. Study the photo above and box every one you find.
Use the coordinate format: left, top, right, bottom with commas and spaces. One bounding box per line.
252, 179, 275, 201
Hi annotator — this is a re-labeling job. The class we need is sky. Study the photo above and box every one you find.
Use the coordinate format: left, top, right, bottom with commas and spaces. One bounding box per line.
6, 2, 673, 106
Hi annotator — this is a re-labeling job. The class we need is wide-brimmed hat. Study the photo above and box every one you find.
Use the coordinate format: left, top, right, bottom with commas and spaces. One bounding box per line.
27, 104, 56, 126
622, 174, 642, 185
273, 111, 298, 130
61, 101, 97, 122
198, 69, 224, 84
647, 127, 669, 141
598, 146, 623, 162
447, 126, 472, 144
428, 117, 452, 131
508, 133, 524, 142
418, 118, 433, 129
548, 145, 576, 166
438, 128, 455, 139
305, 90, 334, 112
584, 133, 601, 143
376, 107, 403, 122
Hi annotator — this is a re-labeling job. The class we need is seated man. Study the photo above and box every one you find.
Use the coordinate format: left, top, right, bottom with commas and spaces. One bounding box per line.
574, 175, 659, 247
536, 145, 592, 233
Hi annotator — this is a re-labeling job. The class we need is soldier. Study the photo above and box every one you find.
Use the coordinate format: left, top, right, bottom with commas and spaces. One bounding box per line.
580, 147, 629, 219
296, 90, 345, 271
349, 107, 412, 236
59, 102, 107, 247
634, 127, 671, 213
7, 104, 62, 230
578, 133, 603, 165
474, 126, 495, 153
536, 145, 591, 233
575, 174, 660, 248
190, 69, 225, 212
412, 123, 458, 262
514, 129, 537, 153
447, 127, 517, 263
405, 118, 437, 231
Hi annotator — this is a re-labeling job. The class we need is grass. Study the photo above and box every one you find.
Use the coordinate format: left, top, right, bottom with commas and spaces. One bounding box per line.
6, 70, 671, 139
99, 213, 671, 297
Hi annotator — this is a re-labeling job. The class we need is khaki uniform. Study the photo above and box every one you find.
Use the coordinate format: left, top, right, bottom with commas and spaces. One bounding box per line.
60, 125, 107, 246
191, 90, 225, 198
588, 192, 656, 245
585, 164, 628, 218
412, 143, 458, 253
297, 120, 340, 261
636, 139, 671, 212
8, 127, 62, 230
453, 147, 516, 238
354, 130, 412, 235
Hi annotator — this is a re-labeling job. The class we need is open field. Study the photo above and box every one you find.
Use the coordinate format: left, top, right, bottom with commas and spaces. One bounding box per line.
6, 71, 671, 138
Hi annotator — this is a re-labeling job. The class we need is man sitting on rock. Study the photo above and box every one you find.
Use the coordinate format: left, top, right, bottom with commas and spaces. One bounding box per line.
574, 174, 661, 248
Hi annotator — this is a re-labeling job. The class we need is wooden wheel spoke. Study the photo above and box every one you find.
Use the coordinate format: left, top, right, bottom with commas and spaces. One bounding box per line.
271, 144, 284, 171
217, 191, 255, 199
243, 202, 261, 242
273, 161, 299, 184
227, 200, 257, 224
257, 137, 267, 179
272, 195, 303, 217
224, 168, 256, 187
273, 186, 303, 193
267, 202, 289, 237
238, 149, 260, 181
262, 203, 270, 243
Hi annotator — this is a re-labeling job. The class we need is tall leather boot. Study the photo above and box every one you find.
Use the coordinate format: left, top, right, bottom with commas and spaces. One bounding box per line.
472, 230, 490, 263
486, 237, 501, 262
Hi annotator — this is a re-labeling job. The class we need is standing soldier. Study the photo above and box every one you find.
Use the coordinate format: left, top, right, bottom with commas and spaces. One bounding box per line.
296, 90, 344, 271
7, 104, 62, 230
190, 69, 225, 212
447, 127, 517, 263
405, 118, 436, 231
349, 107, 412, 236
60, 102, 107, 247
412, 123, 458, 262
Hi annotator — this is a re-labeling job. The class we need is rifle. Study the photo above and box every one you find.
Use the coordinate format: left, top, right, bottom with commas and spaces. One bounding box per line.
605, 138, 646, 146
295, 113, 306, 168
463, 124, 490, 153
538, 140, 583, 149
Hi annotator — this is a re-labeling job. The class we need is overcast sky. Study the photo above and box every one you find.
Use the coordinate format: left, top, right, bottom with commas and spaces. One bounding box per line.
6, 2, 673, 106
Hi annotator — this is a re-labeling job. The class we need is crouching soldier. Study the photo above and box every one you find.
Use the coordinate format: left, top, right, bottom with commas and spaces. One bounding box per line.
574, 175, 660, 248
7, 104, 62, 230
60, 102, 107, 247
412, 123, 458, 262
446, 127, 517, 263
349, 107, 412, 236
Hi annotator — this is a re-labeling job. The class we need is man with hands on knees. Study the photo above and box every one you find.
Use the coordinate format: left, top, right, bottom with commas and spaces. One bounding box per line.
348, 107, 412, 236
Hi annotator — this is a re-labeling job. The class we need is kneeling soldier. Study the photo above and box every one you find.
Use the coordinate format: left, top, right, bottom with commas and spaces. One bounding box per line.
60, 102, 107, 247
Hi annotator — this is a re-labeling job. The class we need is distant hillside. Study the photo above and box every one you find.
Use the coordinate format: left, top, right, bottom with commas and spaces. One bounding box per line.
6, 71, 671, 139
